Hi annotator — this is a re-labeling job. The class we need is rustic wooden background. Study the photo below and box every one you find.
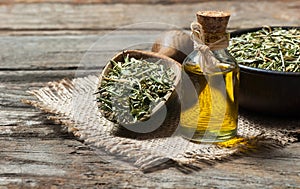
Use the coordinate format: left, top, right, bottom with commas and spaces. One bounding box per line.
0, 0, 299, 188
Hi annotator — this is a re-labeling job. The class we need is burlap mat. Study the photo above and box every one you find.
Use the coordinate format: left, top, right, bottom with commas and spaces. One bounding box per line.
23, 75, 299, 172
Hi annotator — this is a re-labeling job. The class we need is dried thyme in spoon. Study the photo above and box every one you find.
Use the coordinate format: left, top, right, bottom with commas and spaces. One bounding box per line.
96, 54, 176, 125
228, 27, 300, 72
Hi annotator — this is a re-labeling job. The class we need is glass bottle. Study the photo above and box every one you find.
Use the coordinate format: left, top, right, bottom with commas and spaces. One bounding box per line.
179, 11, 239, 142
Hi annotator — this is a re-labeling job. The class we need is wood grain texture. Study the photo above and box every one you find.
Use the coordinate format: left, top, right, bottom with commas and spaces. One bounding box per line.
2, 0, 211, 4
0, 1, 300, 188
0, 33, 160, 69
0, 1, 299, 35
1, 91, 300, 188
6, 0, 300, 4
1, 36, 300, 187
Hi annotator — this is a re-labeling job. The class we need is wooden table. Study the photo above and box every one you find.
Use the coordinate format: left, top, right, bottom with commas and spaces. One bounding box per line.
1, 1, 300, 188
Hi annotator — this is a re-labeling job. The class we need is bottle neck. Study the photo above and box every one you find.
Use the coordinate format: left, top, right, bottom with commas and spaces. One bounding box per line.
203, 32, 229, 51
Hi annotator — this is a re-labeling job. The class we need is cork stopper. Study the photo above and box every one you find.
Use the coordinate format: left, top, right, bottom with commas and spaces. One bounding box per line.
196, 11, 230, 46
196, 11, 230, 33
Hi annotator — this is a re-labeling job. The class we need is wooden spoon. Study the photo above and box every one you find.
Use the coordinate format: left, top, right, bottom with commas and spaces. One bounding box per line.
97, 50, 181, 132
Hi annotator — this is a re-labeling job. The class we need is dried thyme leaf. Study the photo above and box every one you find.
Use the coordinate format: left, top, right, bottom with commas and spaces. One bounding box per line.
229, 27, 300, 72
97, 54, 175, 124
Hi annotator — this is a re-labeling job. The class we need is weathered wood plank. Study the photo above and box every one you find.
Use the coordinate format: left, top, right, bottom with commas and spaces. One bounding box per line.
0, 70, 98, 111
0, 1, 299, 35
5, 0, 291, 4
0, 133, 299, 188
0, 33, 160, 69
0, 136, 146, 188
0, 1, 299, 187
3, 0, 216, 4
1, 69, 300, 187
1, 107, 300, 188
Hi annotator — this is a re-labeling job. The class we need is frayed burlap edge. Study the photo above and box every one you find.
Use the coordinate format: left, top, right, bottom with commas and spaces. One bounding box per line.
22, 75, 299, 172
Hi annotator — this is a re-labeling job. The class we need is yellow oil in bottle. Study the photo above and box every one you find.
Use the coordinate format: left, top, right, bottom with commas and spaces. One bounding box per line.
179, 63, 239, 142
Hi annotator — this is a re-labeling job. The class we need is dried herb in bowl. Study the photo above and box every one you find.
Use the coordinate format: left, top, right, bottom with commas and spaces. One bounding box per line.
96, 54, 176, 125
228, 27, 300, 72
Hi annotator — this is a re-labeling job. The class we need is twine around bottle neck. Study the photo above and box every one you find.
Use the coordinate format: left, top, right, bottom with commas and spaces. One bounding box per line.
189, 22, 230, 74
191, 22, 229, 51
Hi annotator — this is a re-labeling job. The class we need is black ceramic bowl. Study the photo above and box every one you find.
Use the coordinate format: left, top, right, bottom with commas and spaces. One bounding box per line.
230, 26, 300, 117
